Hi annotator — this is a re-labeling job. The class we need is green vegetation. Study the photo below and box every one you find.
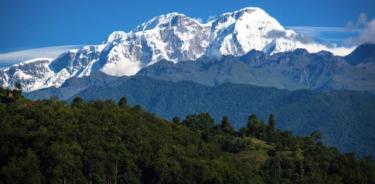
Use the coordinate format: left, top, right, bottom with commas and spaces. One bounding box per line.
27, 76, 375, 157
1, 88, 375, 183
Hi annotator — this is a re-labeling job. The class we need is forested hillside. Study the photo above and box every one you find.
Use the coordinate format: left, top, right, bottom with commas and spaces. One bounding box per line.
1, 88, 375, 184
27, 76, 375, 157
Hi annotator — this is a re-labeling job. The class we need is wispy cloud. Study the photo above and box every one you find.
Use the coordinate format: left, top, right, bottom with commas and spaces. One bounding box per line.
287, 26, 363, 48
343, 13, 375, 46
288, 26, 359, 36
292, 25, 357, 36
0, 45, 82, 67
266, 29, 313, 44
345, 12, 368, 31
288, 12, 375, 48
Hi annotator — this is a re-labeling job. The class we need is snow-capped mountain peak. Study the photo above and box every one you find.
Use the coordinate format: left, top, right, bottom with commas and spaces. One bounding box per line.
134, 12, 200, 32
220, 7, 283, 29
207, 7, 290, 56
107, 31, 128, 43
0, 7, 354, 92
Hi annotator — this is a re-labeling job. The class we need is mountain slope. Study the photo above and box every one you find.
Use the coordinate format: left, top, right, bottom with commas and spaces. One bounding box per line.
138, 49, 375, 92
26, 76, 375, 157
0, 7, 353, 92
345, 43, 375, 65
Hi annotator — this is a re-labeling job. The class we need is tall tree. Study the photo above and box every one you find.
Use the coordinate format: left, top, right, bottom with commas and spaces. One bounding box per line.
72, 96, 84, 108
310, 130, 322, 144
118, 97, 127, 107
172, 117, 181, 124
13, 82, 22, 97
220, 116, 234, 134
268, 114, 276, 131
247, 114, 257, 129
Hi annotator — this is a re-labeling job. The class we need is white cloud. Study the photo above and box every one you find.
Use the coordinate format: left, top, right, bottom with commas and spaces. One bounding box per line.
291, 13, 375, 47
346, 12, 368, 31
287, 26, 360, 47
279, 27, 356, 56
358, 20, 375, 43
344, 19, 375, 46
343, 13, 375, 46
0, 45, 82, 67
288, 26, 354, 36
294, 42, 354, 56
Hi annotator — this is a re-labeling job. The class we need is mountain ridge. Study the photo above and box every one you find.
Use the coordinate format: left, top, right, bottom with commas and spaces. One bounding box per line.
0, 7, 354, 92
345, 43, 375, 65
138, 48, 375, 92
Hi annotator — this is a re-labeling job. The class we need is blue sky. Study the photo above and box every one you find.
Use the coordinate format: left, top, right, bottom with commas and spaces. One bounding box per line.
0, 0, 374, 53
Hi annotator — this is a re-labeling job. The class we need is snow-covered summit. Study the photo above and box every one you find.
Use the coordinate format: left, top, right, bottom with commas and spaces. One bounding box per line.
107, 31, 128, 43
133, 12, 202, 31
0, 7, 354, 92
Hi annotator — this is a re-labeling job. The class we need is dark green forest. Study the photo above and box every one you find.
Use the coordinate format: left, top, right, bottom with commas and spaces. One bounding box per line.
1, 87, 375, 184
27, 75, 375, 158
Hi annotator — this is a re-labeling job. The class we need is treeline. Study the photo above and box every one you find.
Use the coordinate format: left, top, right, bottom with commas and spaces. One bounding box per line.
0, 88, 375, 184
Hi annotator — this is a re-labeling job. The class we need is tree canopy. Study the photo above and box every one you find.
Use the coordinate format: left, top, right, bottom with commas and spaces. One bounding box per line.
1, 88, 374, 184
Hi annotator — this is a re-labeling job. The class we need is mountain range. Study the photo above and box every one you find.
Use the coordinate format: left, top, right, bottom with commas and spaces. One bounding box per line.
0, 7, 356, 92
138, 47, 375, 91
1, 7, 375, 158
